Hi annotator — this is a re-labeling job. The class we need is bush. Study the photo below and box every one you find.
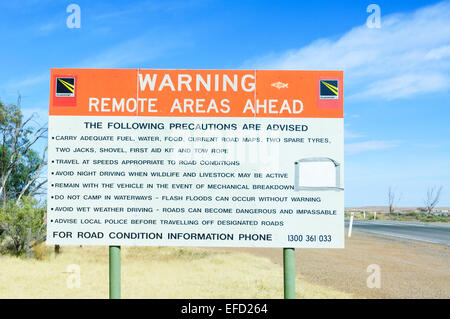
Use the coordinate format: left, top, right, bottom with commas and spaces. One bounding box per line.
32, 242, 51, 260
0, 196, 45, 256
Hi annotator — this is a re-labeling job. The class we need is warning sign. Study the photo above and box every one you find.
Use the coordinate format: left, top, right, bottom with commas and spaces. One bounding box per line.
47, 69, 344, 248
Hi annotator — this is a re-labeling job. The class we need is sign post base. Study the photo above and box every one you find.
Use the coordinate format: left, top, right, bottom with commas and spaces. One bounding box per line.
109, 246, 121, 299
283, 248, 296, 299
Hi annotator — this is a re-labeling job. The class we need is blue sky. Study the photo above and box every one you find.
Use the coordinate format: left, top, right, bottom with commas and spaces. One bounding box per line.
0, 0, 449, 207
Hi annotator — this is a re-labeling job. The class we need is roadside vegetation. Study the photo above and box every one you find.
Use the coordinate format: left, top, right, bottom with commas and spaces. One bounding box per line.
0, 197, 46, 256
345, 211, 450, 223
346, 185, 449, 223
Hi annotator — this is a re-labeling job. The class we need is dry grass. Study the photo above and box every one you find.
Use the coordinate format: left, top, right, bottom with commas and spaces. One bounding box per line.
0, 245, 351, 299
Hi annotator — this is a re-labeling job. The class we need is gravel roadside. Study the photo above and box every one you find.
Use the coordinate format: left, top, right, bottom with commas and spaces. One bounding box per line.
216, 231, 450, 298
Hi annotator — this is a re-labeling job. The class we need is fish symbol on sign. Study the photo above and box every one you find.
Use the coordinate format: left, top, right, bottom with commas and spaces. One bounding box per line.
271, 81, 288, 90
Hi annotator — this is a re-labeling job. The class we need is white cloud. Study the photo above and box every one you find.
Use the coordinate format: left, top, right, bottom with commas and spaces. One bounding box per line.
345, 140, 402, 155
425, 45, 450, 60
36, 22, 58, 34
245, 1, 450, 100
351, 72, 448, 100
344, 128, 364, 139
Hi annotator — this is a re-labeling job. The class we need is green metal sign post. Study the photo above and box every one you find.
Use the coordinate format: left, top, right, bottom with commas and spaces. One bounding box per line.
283, 248, 296, 299
109, 246, 121, 299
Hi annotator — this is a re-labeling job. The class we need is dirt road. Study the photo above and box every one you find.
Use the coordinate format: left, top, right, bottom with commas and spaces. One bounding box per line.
217, 231, 450, 298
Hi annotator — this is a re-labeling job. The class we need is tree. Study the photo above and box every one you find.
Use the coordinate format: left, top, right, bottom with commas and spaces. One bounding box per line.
388, 187, 401, 215
0, 97, 48, 254
0, 97, 48, 207
424, 186, 443, 215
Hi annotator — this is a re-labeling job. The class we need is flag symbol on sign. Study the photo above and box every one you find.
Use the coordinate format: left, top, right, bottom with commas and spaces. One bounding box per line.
320, 80, 338, 99
56, 77, 75, 97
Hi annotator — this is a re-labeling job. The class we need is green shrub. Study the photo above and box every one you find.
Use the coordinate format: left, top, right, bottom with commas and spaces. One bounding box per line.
0, 196, 45, 256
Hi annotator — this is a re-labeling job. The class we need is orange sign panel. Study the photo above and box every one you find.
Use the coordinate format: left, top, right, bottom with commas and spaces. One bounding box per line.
49, 69, 343, 118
